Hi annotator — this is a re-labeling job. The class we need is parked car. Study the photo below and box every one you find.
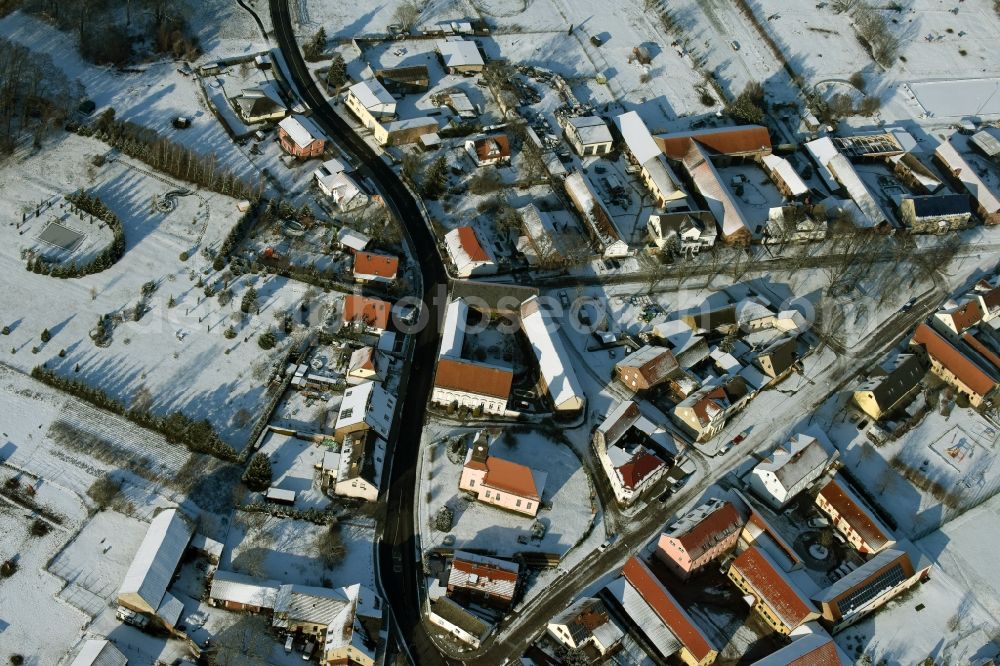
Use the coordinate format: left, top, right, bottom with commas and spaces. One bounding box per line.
901, 297, 917, 312
598, 534, 618, 552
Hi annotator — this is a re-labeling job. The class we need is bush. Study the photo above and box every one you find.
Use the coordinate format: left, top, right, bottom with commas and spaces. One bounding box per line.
858, 95, 881, 116
314, 525, 347, 566
241, 286, 258, 314
179, 251, 190, 262
434, 505, 454, 532
0, 559, 17, 578
87, 475, 122, 510
213, 257, 226, 271
257, 330, 277, 350
849, 71, 866, 91
29, 519, 50, 537
40, 328, 50, 343
242, 453, 272, 491
224, 325, 237, 339
10, 655, 25, 665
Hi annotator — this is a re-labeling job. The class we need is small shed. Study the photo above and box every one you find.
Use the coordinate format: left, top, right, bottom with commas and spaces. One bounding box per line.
265, 487, 296, 506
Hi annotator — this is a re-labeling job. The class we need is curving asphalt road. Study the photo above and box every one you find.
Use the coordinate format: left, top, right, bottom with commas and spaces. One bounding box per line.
267, 3, 449, 664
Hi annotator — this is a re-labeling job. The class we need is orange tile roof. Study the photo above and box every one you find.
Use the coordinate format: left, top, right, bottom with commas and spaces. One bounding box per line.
483, 456, 542, 499
342, 294, 391, 330
817, 477, 890, 551
618, 451, 665, 490
675, 501, 743, 559
434, 358, 512, 399
472, 134, 511, 162
962, 332, 1000, 373
657, 126, 772, 160
622, 557, 714, 662
913, 323, 997, 397
945, 299, 983, 332
353, 251, 399, 279
785, 640, 841, 666
731, 547, 815, 629
981, 286, 1000, 314
456, 226, 491, 262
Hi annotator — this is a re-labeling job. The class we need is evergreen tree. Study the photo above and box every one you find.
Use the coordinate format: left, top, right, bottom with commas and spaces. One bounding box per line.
325, 53, 348, 89
241, 286, 258, 314
242, 453, 272, 491
40, 328, 51, 343
422, 155, 449, 199
258, 329, 277, 350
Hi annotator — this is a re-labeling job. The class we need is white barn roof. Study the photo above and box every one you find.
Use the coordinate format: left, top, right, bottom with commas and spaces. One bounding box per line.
70, 639, 127, 666
762, 154, 809, 197
118, 508, 193, 613
520, 296, 584, 411
337, 227, 371, 252
617, 111, 661, 165
210, 569, 281, 609
440, 297, 468, 358
439, 39, 484, 68
349, 79, 395, 110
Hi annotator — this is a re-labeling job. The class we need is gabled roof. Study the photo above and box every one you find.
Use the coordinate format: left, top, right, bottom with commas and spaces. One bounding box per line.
449, 551, 519, 600
482, 455, 547, 499
453, 226, 490, 261
439, 39, 485, 68
348, 346, 377, 374
468, 134, 510, 162
935, 141, 1000, 214
209, 569, 281, 609
566, 115, 613, 145
337, 227, 370, 252
755, 434, 831, 490
278, 115, 323, 149
750, 632, 842, 666
906, 193, 972, 219
342, 294, 391, 330
817, 475, 892, 551
813, 548, 912, 605
616, 345, 678, 386
353, 251, 399, 280
913, 322, 997, 396
335, 380, 396, 439
731, 546, 817, 629
616, 110, 662, 165
856, 353, 925, 412
435, 357, 513, 399
941, 299, 983, 332
520, 296, 585, 410
665, 499, 743, 560
657, 125, 772, 159
70, 639, 128, 666
621, 557, 715, 662
118, 508, 193, 612
348, 79, 395, 110
617, 451, 665, 490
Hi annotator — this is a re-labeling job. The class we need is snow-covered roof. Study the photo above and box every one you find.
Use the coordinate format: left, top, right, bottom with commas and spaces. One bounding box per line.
804, 137, 840, 191
650, 319, 701, 355
643, 154, 687, 202
70, 639, 127, 666
118, 508, 193, 614
156, 592, 185, 627
348, 79, 395, 110
520, 296, 585, 411
278, 114, 323, 149
335, 380, 397, 439
762, 154, 809, 197
935, 140, 1000, 214
826, 154, 887, 228
566, 115, 613, 146
564, 171, 628, 255
518, 203, 566, 260
749, 632, 840, 666
384, 116, 438, 132
813, 547, 912, 604
274, 583, 350, 626
440, 297, 468, 358
444, 226, 495, 276
681, 142, 753, 240
755, 434, 832, 491
449, 551, 519, 601
438, 39, 484, 68
337, 227, 371, 252
605, 575, 682, 657
616, 111, 662, 165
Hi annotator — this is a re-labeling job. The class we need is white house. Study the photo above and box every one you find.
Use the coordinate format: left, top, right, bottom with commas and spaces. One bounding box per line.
563, 115, 614, 156
648, 212, 717, 255
345, 79, 396, 128
520, 296, 586, 412
547, 598, 624, 656
320, 430, 385, 501
593, 400, 673, 505
333, 380, 397, 441
750, 434, 835, 508
429, 597, 492, 648
444, 226, 497, 277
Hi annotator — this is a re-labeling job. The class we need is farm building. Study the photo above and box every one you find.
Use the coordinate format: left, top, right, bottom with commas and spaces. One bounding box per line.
617, 111, 688, 209
372, 117, 439, 146
520, 296, 586, 412
564, 171, 631, 258
69, 639, 128, 666
208, 569, 281, 612
898, 194, 973, 234
562, 115, 614, 156
374, 65, 430, 94
431, 357, 512, 415
933, 141, 1000, 225
345, 79, 397, 128
438, 38, 485, 73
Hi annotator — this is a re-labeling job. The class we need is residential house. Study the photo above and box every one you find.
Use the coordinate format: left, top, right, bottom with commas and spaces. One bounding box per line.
934, 140, 1000, 224
761, 153, 809, 199
70, 640, 128, 666
320, 430, 385, 501
352, 251, 398, 284
117, 508, 194, 629
562, 115, 614, 156
333, 380, 396, 441
852, 353, 926, 420
432, 357, 512, 415
816, 475, 894, 555
520, 296, 586, 412
648, 211, 717, 255
374, 65, 430, 94
673, 378, 750, 442
616, 111, 689, 209
680, 304, 738, 334
277, 115, 325, 158
345, 79, 396, 129
465, 133, 511, 167
347, 346, 382, 384
444, 226, 497, 277
337, 227, 371, 253
912, 322, 998, 407
755, 336, 798, 382
438, 39, 485, 73
273, 583, 382, 666
811, 545, 930, 631
605, 556, 718, 666
971, 129, 1000, 160
342, 294, 391, 334
372, 116, 439, 146
933, 300, 984, 336
749, 632, 843, 666
447, 551, 520, 610
593, 401, 673, 505
615, 345, 678, 392
898, 194, 973, 234
316, 167, 367, 210
518, 203, 572, 265
564, 170, 631, 258
232, 85, 286, 124
208, 569, 281, 613
429, 597, 492, 648
459, 434, 546, 517
727, 546, 820, 635
749, 434, 834, 509
656, 499, 743, 579
547, 597, 624, 659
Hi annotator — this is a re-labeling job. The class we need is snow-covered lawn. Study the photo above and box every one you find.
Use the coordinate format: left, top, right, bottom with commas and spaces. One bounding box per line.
255, 431, 332, 510
418, 424, 596, 559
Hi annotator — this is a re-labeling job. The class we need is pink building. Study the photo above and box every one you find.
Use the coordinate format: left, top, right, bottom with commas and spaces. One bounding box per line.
459, 435, 547, 517
656, 499, 743, 579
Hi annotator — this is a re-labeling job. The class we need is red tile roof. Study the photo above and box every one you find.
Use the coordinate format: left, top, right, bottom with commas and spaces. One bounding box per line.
981, 286, 1000, 314
353, 251, 399, 280
731, 547, 816, 630
817, 477, 890, 551
622, 557, 714, 662
962, 332, 1000, 373
342, 294, 391, 330
944, 299, 983, 332
483, 456, 543, 499
434, 357, 513, 399
617, 451, 665, 490
693, 387, 728, 426
456, 226, 491, 262
913, 323, 997, 397
657, 126, 772, 160
785, 639, 841, 666
452, 556, 519, 582
471, 134, 511, 163
675, 501, 743, 559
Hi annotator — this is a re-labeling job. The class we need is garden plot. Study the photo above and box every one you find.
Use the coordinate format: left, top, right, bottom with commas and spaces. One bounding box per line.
418, 424, 596, 559
255, 431, 332, 510
0, 490, 91, 665
219, 511, 375, 589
